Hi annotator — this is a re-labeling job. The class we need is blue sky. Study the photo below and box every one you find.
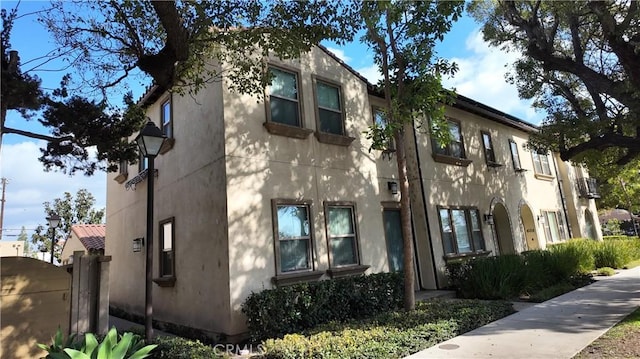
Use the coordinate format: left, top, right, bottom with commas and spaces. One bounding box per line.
0, 2, 542, 243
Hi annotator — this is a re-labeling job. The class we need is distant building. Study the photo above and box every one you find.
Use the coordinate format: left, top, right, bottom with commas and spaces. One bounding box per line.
0, 241, 24, 257
60, 224, 106, 265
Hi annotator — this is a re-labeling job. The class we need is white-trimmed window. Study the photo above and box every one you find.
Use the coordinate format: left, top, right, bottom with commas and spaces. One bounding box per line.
272, 200, 313, 273
532, 151, 552, 176
159, 217, 175, 278
373, 107, 395, 151
138, 152, 148, 172
267, 67, 301, 127
438, 207, 485, 255
315, 80, 344, 135
325, 202, 360, 267
541, 210, 567, 243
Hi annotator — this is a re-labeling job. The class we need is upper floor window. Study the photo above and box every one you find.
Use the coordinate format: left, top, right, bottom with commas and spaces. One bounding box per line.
159, 217, 175, 278
438, 206, 485, 256
481, 131, 499, 166
272, 200, 313, 273
138, 152, 148, 173
509, 140, 523, 171
325, 202, 360, 267
532, 150, 552, 176
315, 80, 344, 135
267, 67, 301, 127
432, 119, 465, 158
373, 107, 394, 151
161, 98, 172, 138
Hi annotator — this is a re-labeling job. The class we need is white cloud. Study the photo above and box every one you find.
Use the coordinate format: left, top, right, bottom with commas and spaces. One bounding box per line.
0, 140, 106, 240
325, 47, 351, 63
356, 64, 383, 85
442, 30, 544, 124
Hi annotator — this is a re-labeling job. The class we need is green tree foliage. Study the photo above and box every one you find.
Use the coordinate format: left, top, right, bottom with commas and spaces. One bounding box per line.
16, 226, 36, 258
1, 6, 146, 175
469, 1, 640, 166
31, 189, 104, 263
360, 0, 463, 310
585, 157, 640, 213
40, 1, 360, 97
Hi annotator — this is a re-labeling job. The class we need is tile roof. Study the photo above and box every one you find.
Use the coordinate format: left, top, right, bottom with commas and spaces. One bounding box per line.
71, 224, 106, 251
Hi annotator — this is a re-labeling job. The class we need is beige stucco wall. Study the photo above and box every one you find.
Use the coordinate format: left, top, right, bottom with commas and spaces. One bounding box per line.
60, 234, 86, 265
0, 241, 24, 257
223, 47, 398, 335
106, 75, 232, 335
413, 105, 577, 286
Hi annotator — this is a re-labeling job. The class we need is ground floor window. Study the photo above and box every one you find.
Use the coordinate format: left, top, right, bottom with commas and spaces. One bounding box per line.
438, 206, 485, 255
272, 199, 313, 273
383, 209, 403, 272
325, 202, 360, 267
541, 210, 567, 243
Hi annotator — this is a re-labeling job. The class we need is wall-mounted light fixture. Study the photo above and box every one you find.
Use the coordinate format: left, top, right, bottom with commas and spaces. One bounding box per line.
133, 237, 144, 253
483, 213, 494, 226
387, 181, 398, 195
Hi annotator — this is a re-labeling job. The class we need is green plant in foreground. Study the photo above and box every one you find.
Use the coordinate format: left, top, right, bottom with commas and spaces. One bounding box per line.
596, 267, 616, 276
39, 327, 156, 359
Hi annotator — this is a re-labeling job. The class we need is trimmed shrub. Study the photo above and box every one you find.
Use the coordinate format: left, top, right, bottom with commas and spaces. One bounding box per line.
260, 299, 514, 359
446, 255, 525, 300
550, 239, 597, 273
242, 272, 403, 342
150, 336, 225, 359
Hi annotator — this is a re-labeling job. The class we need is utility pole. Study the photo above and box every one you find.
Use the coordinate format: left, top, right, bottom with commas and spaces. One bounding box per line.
0, 178, 8, 241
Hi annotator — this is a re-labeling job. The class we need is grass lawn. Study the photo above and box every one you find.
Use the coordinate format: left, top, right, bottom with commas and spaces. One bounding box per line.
573, 307, 640, 358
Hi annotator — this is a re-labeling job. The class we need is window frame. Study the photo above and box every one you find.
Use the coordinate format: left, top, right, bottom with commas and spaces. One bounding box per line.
158, 217, 175, 278
312, 75, 355, 146
431, 118, 472, 167
437, 206, 487, 257
324, 201, 361, 268
161, 96, 173, 139
532, 150, 553, 178
481, 131, 500, 167
114, 159, 129, 183
138, 152, 148, 173
271, 199, 316, 276
263, 65, 312, 139
540, 210, 567, 243
509, 139, 524, 171
372, 106, 395, 152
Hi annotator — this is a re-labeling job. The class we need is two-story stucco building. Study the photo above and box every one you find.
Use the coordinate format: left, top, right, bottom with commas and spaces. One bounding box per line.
105, 45, 602, 341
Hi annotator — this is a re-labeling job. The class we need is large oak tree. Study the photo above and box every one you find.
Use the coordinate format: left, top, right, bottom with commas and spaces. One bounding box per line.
469, 0, 640, 166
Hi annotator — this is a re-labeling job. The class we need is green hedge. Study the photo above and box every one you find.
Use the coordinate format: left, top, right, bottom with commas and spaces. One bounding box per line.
242, 272, 403, 342
150, 337, 224, 359
260, 299, 514, 359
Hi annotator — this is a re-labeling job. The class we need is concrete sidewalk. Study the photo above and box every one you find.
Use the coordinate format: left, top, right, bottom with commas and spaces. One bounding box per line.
407, 266, 640, 359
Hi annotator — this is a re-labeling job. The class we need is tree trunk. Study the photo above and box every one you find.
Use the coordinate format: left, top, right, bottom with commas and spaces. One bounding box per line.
395, 129, 415, 311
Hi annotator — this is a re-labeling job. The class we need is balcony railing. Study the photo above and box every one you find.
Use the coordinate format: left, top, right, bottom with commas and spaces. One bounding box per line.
576, 177, 601, 199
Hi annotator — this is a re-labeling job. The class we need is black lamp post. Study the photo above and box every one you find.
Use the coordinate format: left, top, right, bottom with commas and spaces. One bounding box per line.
135, 119, 166, 342
46, 212, 61, 264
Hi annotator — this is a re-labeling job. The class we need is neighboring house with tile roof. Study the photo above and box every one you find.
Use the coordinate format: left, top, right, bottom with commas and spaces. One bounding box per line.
61, 224, 106, 265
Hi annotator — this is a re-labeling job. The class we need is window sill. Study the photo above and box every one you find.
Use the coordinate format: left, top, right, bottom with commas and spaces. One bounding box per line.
534, 173, 555, 181
315, 132, 355, 147
272, 270, 324, 286
114, 173, 128, 184
263, 122, 313, 139
443, 250, 491, 262
326, 264, 370, 279
153, 277, 176, 287
486, 161, 503, 168
432, 153, 472, 167
159, 138, 175, 155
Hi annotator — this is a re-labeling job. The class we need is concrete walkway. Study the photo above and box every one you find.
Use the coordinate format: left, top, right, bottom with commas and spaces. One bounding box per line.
407, 266, 640, 359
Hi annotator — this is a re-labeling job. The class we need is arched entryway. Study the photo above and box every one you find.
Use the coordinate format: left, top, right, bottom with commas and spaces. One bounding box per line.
521, 204, 540, 250
585, 209, 598, 240
493, 203, 515, 254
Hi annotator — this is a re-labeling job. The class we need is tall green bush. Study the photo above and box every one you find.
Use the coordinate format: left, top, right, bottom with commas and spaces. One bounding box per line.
594, 240, 634, 268
446, 255, 526, 299
242, 272, 403, 342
